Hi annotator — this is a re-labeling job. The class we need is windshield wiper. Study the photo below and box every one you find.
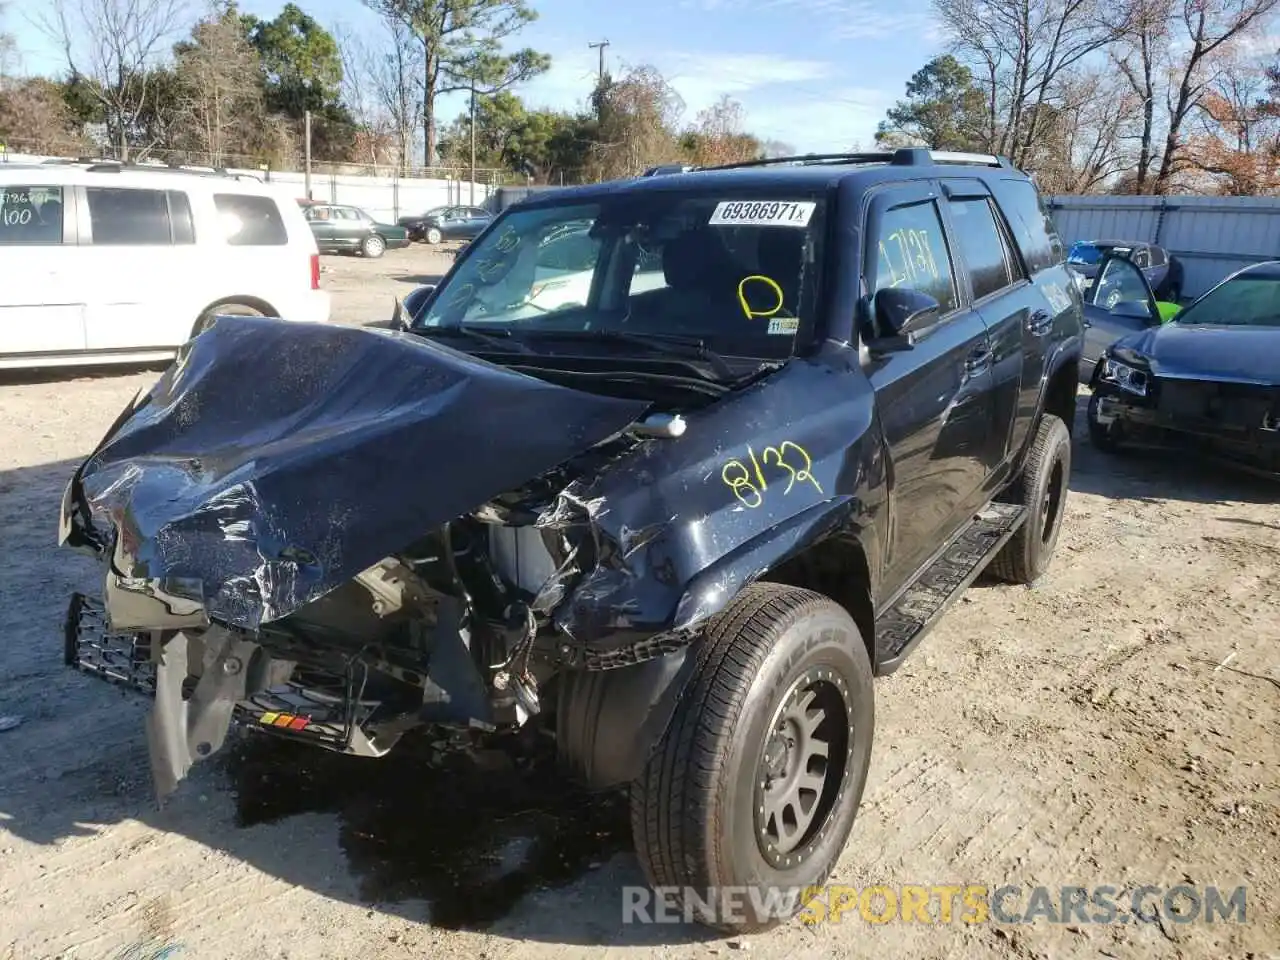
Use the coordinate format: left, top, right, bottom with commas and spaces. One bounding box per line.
524, 329, 737, 379
416, 323, 536, 354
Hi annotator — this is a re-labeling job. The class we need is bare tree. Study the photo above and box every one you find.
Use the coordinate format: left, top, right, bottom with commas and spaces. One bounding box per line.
362, 0, 549, 166
1152, 0, 1280, 190
1184, 53, 1280, 193
0, 77, 92, 153
1111, 0, 1170, 190
39, 0, 190, 159
336, 21, 417, 171
588, 64, 684, 180
1025, 69, 1138, 191
933, 0, 1128, 166
684, 95, 760, 166
0, 1, 19, 85
172, 4, 261, 165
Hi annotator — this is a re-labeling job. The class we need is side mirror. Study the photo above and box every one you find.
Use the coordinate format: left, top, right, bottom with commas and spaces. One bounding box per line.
868, 287, 940, 351
1109, 300, 1152, 322
390, 297, 411, 331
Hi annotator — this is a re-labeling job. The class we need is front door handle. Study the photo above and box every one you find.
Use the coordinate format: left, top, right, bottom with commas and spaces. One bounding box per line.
1028, 310, 1053, 336
965, 345, 993, 376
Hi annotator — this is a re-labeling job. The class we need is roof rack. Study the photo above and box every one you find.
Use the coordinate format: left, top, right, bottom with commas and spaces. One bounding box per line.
63, 159, 264, 181
699, 148, 1013, 172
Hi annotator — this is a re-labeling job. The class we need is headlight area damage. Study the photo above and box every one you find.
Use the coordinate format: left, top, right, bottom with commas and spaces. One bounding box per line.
58, 316, 679, 799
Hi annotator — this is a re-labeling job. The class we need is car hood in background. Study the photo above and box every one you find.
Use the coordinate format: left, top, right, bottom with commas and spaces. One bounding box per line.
1112, 322, 1280, 386
59, 316, 649, 631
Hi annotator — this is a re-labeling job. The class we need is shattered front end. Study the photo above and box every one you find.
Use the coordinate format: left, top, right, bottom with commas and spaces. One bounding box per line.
60, 316, 653, 799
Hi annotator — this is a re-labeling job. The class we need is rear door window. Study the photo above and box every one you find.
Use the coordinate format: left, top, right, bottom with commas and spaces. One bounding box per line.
214, 193, 288, 246
946, 198, 1015, 301
87, 187, 172, 245
0, 185, 64, 244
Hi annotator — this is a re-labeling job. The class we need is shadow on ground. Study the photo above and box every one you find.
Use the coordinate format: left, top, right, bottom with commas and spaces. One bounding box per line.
392, 273, 446, 286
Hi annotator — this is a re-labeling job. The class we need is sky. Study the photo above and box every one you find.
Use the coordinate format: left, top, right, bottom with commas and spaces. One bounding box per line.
4, 0, 948, 153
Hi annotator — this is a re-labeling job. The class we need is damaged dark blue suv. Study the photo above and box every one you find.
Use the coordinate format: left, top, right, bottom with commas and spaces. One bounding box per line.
61, 148, 1083, 931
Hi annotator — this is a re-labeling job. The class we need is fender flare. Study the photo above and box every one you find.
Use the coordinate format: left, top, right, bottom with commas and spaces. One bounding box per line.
556, 495, 871, 791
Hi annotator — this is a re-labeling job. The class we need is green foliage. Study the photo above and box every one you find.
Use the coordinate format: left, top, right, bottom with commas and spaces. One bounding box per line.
242, 2, 345, 117
875, 54, 988, 151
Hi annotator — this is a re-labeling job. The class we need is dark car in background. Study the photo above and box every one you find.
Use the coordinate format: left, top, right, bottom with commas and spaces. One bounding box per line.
398, 205, 493, 244
1087, 260, 1280, 477
300, 202, 409, 259
1067, 238, 1184, 302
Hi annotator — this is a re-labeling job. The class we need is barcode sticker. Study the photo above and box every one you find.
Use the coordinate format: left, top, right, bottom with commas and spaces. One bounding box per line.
709, 201, 815, 227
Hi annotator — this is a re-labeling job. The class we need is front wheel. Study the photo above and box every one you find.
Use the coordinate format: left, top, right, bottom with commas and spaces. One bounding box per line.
362, 234, 386, 258
631, 582, 874, 932
990, 412, 1071, 584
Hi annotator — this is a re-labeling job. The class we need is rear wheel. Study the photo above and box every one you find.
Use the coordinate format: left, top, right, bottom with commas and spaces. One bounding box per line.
991, 413, 1071, 584
362, 234, 386, 258
425, 226, 443, 244
192, 301, 265, 337
631, 582, 874, 932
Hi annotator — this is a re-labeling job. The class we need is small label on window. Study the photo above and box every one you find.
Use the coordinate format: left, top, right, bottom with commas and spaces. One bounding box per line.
709, 201, 815, 227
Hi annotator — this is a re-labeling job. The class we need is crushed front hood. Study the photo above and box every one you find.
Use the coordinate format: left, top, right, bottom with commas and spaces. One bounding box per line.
1115, 324, 1280, 386
60, 316, 649, 630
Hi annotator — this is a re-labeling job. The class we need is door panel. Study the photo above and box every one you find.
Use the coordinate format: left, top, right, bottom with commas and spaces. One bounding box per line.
862, 183, 998, 599
0, 183, 86, 355
83, 186, 194, 350
1080, 254, 1160, 373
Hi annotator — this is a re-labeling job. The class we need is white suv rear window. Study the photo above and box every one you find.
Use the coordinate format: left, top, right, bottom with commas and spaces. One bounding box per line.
0, 186, 63, 245
215, 193, 288, 246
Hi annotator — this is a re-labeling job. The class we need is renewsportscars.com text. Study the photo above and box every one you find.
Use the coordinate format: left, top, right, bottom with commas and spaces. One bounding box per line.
621, 883, 1249, 926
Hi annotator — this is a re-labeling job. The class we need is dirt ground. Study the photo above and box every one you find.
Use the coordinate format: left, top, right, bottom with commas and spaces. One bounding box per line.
1, 246, 1277, 960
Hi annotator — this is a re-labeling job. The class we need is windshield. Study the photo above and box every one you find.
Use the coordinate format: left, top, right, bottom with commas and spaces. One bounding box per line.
414, 191, 826, 361
1173, 275, 1280, 328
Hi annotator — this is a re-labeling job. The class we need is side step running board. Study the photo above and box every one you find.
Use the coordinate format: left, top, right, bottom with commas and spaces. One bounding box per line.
874, 502, 1026, 673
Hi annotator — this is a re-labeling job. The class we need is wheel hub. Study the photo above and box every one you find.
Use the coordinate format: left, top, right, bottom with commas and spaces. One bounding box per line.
754, 666, 853, 869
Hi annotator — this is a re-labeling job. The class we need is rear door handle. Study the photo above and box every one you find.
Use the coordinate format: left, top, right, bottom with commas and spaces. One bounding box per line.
1028, 310, 1053, 336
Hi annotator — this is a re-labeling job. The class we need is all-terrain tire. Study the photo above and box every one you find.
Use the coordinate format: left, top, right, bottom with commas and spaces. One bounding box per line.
630, 582, 874, 933
990, 413, 1071, 584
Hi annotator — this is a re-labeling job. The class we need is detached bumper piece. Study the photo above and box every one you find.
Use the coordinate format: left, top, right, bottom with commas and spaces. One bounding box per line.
64, 592, 411, 791
64, 592, 156, 695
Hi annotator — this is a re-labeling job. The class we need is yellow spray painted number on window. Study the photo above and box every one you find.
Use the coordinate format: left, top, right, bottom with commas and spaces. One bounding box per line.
737, 275, 784, 320
721, 441, 823, 508
881, 229, 941, 289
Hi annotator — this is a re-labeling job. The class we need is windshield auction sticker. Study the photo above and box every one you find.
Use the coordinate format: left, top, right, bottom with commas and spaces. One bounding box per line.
709, 201, 815, 227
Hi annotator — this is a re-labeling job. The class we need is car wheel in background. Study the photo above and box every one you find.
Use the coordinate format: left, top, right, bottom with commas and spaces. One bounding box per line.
425, 227, 443, 244
1086, 392, 1125, 455
362, 235, 386, 259
192, 301, 265, 338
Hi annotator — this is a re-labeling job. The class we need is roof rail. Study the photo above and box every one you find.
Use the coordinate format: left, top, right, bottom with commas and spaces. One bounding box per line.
76, 160, 263, 181
699, 152, 896, 172
890, 148, 1012, 168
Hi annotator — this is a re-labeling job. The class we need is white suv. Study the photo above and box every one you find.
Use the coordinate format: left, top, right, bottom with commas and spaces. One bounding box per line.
0, 162, 330, 370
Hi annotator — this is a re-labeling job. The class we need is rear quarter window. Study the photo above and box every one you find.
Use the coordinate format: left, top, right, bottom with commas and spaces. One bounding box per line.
0, 185, 63, 244
989, 178, 1063, 274
214, 193, 289, 246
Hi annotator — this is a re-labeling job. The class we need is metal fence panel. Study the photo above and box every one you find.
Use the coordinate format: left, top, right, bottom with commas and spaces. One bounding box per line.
1045, 194, 1280, 299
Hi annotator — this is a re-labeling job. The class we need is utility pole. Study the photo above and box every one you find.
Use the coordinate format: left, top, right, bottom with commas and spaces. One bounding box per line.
469, 73, 477, 206
588, 39, 610, 85
304, 109, 312, 200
